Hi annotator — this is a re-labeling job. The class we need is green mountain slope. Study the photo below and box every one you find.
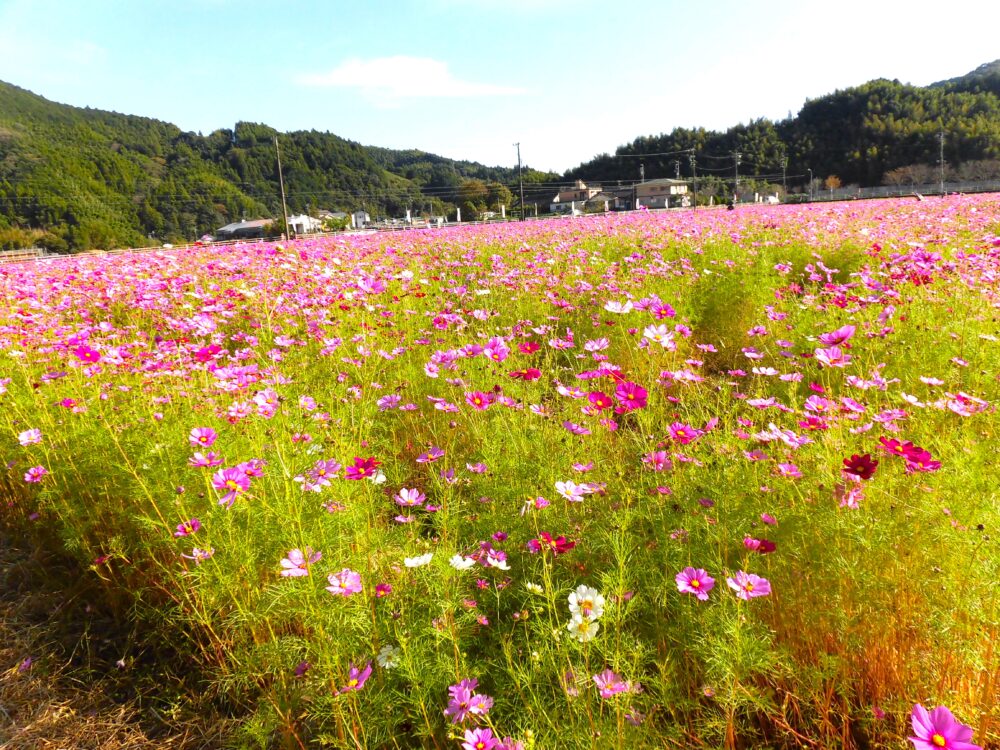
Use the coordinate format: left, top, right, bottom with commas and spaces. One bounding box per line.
0, 82, 554, 252
566, 63, 1000, 196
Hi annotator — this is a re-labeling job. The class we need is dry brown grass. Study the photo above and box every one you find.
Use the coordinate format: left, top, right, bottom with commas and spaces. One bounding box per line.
0, 534, 230, 750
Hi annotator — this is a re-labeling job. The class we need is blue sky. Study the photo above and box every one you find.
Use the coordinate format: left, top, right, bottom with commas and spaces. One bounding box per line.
1, 0, 998, 172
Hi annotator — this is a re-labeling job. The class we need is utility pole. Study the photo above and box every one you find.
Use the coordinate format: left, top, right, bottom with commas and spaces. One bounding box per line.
639, 162, 645, 182
807, 168, 813, 201
274, 135, 290, 240
514, 142, 525, 221
780, 155, 788, 199
689, 153, 697, 211
733, 151, 741, 205
673, 160, 680, 179
938, 131, 945, 196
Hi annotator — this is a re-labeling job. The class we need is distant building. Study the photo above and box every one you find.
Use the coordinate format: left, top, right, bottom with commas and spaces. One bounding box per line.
550, 180, 602, 213
318, 210, 349, 222
352, 211, 370, 228
635, 178, 689, 209
288, 214, 323, 234
584, 192, 629, 212
215, 219, 271, 240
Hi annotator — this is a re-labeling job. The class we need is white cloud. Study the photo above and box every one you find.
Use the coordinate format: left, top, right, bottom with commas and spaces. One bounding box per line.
296, 56, 525, 99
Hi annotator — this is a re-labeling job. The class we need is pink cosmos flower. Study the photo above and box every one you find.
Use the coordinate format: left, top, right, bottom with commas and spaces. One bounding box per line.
339, 661, 372, 693
776, 462, 802, 478
814, 346, 852, 368
24, 465, 48, 483
280, 547, 322, 577
394, 488, 426, 507
18, 428, 42, 446
592, 669, 631, 698
211, 466, 250, 507
465, 391, 493, 410
903, 447, 942, 473
614, 380, 648, 411
908, 703, 982, 750
818, 325, 856, 346
416, 446, 445, 463
675, 567, 715, 601
73, 345, 101, 363
642, 450, 671, 472
189, 451, 224, 468
668, 422, 703, 444
445, 678, 479, 723
726, 571, 771, 600
174, 518, 201, 538
188, 427, 217, 448
462, 728, 498, 750
326, 568, 362, 596
181, 547, 215, 564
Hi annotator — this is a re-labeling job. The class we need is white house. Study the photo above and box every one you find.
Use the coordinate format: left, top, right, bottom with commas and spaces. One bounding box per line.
287, 214, 323, 234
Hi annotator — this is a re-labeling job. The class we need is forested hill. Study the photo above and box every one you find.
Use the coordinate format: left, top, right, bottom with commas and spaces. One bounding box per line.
3, 61, 1000, 252
566, 61, 1000, 193
0, 81, 555, 252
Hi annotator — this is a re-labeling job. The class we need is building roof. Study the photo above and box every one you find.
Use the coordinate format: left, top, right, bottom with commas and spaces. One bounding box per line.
638, 178, 689, 186
216, 219, 270, 233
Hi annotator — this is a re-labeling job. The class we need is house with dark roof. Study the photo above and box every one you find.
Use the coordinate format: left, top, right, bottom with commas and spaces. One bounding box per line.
215, 219, 271, 240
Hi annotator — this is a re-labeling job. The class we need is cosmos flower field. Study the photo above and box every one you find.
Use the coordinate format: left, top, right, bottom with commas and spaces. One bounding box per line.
2, 197, 998, 749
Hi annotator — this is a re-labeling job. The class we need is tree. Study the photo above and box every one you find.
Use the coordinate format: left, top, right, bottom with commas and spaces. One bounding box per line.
824, 175, 842, 193
486, 182, 513, 212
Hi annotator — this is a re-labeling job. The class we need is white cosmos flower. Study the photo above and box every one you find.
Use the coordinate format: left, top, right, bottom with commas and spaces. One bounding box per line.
568, 585, 605, 620
603, 300, 633, 314
449, 554, 476, 570
404, 552, 433, 568
566, 614, 600, 642
376, 644, 400, 669
525, 582, 543, 595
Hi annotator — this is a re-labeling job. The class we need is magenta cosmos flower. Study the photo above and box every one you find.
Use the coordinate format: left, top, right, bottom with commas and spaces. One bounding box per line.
211, 466, 250, 507
676, 567, 715, 601
174, 518, 201, 538
280, 547, 322, 577
339, 661, 372, 693
726, 571, 771, 600
462, 728, 498, 750
326, 568, 362, 596
73, 345, 101, 363
344, 456, 380, 480
614, 380, 648, 411
909, 703, 982, 750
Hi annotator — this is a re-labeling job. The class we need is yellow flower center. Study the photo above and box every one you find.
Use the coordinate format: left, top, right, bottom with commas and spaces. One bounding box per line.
690, 579, 701, 588
744, 582, 754, 592
225, 480, 240, 490
931, 734, 947, 747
